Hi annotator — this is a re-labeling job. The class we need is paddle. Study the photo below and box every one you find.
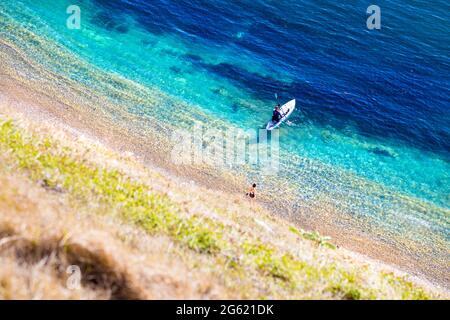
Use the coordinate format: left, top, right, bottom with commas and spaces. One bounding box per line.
274, 93, 287, 117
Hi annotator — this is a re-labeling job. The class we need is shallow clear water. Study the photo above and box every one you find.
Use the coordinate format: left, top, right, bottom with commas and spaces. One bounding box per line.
1, 0, 449, 283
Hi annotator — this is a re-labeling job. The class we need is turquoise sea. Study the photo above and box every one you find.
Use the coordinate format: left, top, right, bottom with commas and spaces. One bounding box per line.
0, 0, 448, 286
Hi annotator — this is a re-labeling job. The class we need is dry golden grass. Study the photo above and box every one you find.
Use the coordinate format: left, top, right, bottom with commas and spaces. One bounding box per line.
0, 107, 447, 300
0, 173, 235, 299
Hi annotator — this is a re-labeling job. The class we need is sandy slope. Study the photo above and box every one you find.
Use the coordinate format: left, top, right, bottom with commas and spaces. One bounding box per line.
0, 98, 447, 299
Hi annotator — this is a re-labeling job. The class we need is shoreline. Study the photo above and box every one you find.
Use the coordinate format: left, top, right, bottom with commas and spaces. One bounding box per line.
2, 99, 448, 299
0, 27, 447, 291
0, 79, 448, 294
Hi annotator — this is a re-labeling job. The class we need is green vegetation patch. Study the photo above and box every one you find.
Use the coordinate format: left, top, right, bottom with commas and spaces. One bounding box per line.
0, 119, 435, 299
0, 119, 222, 254
289, 226, 336, 249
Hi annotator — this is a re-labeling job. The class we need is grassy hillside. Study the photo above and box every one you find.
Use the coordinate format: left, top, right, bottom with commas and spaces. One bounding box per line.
0, 114, 445, 299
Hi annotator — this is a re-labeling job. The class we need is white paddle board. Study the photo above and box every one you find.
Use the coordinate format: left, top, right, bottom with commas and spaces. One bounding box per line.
266, 99, 296, 130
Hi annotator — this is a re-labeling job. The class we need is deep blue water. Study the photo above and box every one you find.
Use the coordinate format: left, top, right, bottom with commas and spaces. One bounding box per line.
91, 0, 450, 159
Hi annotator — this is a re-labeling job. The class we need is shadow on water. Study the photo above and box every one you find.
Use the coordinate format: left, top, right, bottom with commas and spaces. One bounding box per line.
182, 53, 450, 160
90, 10, 129, 34
89, 0, 450, 161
